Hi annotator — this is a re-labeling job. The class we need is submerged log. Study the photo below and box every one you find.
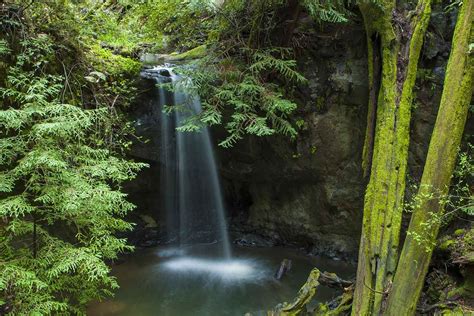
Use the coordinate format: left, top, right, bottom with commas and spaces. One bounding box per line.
315, 286, 354, 316
275, 259, 293, 280
271, 268, 353, 315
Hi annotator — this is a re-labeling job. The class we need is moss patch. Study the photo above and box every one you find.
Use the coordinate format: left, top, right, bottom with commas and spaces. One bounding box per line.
168, 44, 207, 61
87, 44, 141, 76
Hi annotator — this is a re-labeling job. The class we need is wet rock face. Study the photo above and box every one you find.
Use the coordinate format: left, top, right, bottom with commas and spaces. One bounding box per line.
217, 22, 369, 260
124, 79, 162, 224
128, 79, 161, 163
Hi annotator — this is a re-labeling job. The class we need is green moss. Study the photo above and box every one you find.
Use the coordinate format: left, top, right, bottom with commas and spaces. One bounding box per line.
168, 44, 207, 61
440, 307, 473, 315
354, 8, 404, 313
439, 238, 456, 251
87, 44, 141, 76
385, 0, 473, 313
353, 0, 433, 314
438, 228, 474, 263
454, 229, 465, 236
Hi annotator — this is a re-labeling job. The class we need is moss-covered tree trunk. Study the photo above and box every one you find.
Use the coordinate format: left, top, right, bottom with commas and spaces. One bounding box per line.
353, 0, 431, 314
384, 0, 474, 314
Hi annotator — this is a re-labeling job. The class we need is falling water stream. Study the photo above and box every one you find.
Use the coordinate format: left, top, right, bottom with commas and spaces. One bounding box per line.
89, 65, 355, 316
154, 65, 231, 259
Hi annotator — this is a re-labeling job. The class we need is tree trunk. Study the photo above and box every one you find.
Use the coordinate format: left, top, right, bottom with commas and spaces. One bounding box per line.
353, 0, 431, 314
385, 0, 474, 313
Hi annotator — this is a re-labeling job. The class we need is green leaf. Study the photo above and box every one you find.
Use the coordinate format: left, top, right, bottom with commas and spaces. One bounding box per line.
89, 71, 107, 81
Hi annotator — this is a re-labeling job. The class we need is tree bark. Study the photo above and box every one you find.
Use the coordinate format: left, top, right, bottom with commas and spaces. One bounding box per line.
385, 0, 474, 313
353, 0, 431, 314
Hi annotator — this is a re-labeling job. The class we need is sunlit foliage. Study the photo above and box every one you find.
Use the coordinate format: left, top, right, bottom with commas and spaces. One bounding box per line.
0, 2, 146, 314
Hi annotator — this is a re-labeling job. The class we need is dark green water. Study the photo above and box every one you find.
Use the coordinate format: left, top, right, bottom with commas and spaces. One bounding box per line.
89, 244, 354, 316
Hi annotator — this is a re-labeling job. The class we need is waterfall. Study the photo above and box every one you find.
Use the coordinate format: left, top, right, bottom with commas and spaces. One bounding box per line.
144, 66, 231, 259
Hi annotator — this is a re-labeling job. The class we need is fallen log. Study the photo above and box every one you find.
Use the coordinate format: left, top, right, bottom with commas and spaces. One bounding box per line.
314, 285, 354, 316
270, 268, 353, 316
275, 268, 321, 315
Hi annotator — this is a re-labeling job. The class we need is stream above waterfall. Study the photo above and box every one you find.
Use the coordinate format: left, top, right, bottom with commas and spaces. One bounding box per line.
89, 244, 354, 316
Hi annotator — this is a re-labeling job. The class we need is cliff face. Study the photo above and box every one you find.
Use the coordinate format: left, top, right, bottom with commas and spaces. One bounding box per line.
127, 5, 464, 260
216, 21, 368, 259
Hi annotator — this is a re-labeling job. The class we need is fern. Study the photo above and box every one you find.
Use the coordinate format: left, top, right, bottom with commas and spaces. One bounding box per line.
0, 20, 146, 315
159, 0, 314, 147
0, 40, 10, 55
250, 50, 307, 84
0, 195, 35, 217
174, 46, 305, 147
302, 0, 353, 23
